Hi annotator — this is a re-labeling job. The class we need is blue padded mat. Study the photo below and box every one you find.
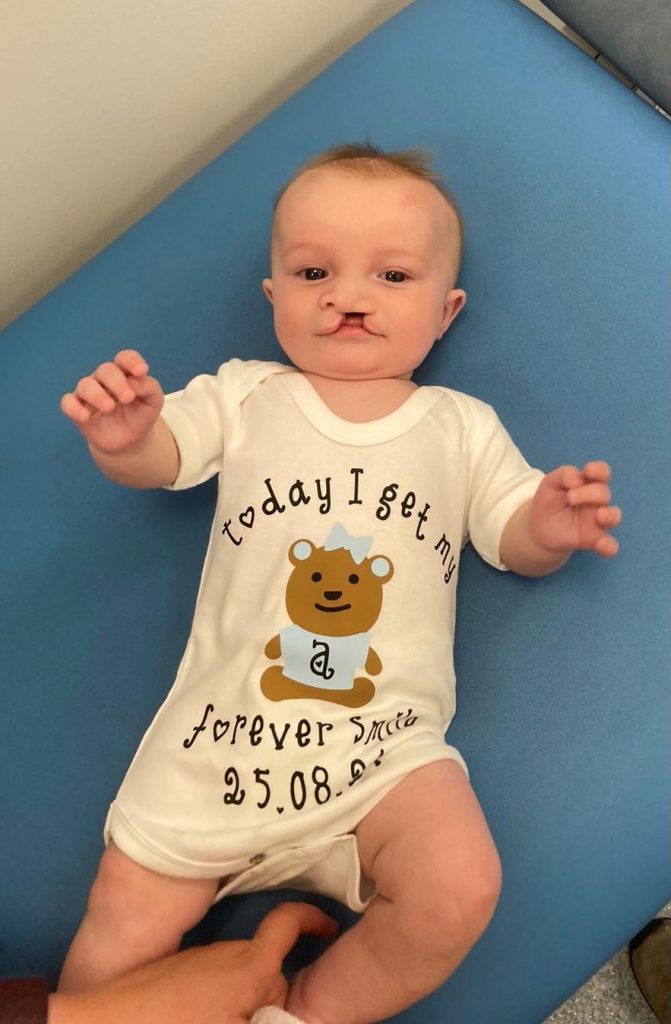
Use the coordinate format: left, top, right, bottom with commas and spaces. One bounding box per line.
1, 0, 669, 1020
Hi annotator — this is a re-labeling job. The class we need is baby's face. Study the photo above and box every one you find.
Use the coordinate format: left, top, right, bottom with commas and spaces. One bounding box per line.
263, 168, 466, 381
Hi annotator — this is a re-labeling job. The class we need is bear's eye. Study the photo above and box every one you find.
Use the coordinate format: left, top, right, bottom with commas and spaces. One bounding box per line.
311, 572, 322, 583
348, 574, 359, 585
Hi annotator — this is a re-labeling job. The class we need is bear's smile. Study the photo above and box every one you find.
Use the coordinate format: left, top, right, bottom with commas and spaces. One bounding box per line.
314, 603, 352, 613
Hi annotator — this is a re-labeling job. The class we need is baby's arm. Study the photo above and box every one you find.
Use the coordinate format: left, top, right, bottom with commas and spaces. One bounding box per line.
60, 350, 179, 488
500, 461, 622, 577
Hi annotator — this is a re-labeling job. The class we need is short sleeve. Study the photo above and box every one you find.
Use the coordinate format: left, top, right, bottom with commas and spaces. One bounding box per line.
160, 361, 240, 490
464, 400, 545, 571
160, 358, 294, 490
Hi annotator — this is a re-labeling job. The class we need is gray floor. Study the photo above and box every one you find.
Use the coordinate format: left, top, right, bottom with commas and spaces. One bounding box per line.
544, 905, 670, 1023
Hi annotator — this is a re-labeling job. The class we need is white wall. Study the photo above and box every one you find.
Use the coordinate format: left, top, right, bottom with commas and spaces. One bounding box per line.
0, 0, 411, 329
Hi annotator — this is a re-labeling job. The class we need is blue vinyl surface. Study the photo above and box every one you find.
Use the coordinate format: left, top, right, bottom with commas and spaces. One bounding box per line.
1, 0, 669, 1020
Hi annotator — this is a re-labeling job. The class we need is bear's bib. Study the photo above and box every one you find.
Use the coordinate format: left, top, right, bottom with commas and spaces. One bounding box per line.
280, 625, 371, 690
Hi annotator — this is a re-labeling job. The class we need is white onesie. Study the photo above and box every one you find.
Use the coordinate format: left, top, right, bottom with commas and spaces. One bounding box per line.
105, 359, 543, 904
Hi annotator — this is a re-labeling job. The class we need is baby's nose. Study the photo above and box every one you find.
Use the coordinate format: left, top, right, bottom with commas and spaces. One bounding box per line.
320, 277, 372, 312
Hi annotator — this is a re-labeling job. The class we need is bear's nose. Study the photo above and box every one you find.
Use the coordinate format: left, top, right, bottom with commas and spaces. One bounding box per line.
323, 591, 343, 601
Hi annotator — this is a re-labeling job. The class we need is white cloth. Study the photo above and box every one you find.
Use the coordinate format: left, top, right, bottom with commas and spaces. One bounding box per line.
105, 359, 543, 879
252, 1008, 306, 1024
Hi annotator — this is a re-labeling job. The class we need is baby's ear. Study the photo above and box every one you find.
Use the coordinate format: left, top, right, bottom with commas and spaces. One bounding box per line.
262, 278, 274, 304
439, 288, 467, 337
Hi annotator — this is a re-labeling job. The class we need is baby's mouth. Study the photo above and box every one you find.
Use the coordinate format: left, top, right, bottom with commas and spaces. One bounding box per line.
322, 313, 374, 335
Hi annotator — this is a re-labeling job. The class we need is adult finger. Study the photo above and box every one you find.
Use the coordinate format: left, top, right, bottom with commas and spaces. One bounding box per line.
252, 903, 339, 969
263, 972, 289, 1009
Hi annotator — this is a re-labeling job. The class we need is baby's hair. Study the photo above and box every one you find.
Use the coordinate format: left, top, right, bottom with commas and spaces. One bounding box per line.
272, 141, 465, 277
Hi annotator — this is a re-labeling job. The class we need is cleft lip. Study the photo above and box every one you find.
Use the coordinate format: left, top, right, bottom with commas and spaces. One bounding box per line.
320, 314, 376, 335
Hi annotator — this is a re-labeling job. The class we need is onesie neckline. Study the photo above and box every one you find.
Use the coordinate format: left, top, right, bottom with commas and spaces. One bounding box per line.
278, 370, 442, 445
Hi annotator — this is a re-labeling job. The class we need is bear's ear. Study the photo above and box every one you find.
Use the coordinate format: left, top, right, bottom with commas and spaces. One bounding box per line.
289, 539, 315, 565
369, 555, 394, 584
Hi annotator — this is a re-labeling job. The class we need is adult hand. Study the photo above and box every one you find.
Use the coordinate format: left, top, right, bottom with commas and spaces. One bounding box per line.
49, 902, 338, 1024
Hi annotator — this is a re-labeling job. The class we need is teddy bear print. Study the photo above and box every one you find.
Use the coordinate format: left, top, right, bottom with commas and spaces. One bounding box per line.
261, 523, 394, 708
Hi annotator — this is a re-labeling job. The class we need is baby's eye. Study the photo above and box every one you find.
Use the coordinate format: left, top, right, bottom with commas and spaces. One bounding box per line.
300, 268, 327, 281
382, 270, 407, 283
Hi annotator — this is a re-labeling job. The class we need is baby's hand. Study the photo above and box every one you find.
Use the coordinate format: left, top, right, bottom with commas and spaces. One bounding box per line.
60, 350, 164, 455
529, 461, 622, 558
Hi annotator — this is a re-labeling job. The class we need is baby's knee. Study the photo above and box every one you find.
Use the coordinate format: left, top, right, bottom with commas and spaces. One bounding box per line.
401, 848, 502, 957
448, 848, 502, 944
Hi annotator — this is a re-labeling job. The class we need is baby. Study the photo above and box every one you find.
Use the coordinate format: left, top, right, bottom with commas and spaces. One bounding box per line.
59, 143, 621, 1024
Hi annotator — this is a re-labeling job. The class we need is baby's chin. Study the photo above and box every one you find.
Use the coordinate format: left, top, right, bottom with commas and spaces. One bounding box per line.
282, 350, 414, 382
298, 364, 405, 383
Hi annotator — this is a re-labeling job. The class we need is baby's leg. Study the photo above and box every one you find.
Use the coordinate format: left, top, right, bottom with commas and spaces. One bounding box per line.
58, 840, 219, 992
286, 760, 502, 1024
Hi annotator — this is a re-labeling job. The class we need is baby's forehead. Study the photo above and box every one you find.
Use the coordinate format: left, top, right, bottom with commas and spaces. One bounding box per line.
277, 166, 445, 216
273, 167, 457, 252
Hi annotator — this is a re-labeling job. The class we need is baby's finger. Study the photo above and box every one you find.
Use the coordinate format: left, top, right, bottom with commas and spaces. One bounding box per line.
74, 376, 117, 414
567, 482, 611, 508
115, 349, 149, 377
93, 361, 136, 404
60, 392, 92, 424
596, 506, 622, 529
547, 465, 583, 492
593, 533, 619, 558
583, 460, 611, 483
125, 373, 165, 409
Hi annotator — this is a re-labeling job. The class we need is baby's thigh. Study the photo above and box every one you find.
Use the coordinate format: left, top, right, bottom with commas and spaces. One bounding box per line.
88, 840, 219, 937
356, 760, 502, 931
